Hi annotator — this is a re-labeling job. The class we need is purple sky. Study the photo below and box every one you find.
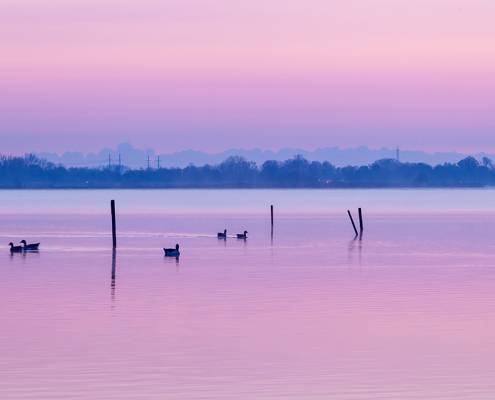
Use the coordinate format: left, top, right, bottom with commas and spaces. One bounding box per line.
1, 0, 495, 155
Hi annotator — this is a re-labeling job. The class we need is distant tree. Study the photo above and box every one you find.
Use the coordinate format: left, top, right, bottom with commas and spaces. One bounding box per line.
482, 157, 493, 168
414, 172, 429, 185
260, 160, 281, 183
217, 156, 257, 182
457, 156, 479, 171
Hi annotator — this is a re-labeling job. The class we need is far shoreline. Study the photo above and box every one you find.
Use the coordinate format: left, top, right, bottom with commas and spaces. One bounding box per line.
0, 183, 486, 190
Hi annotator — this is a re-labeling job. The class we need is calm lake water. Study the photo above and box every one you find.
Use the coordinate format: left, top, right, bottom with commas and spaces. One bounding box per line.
1, 189, 495, 399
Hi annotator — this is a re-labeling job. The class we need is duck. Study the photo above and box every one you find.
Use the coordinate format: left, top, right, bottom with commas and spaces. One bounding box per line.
9, 242, 23, 253
236, 231, 248, 239
20, 240, 40, 250
217, 229, 227, 238
164, 244, 180, 256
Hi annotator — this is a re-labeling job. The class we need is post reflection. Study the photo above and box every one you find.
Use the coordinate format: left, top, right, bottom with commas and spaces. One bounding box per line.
270, 231, 274, 266
348, 229, 364, 266
111, 249, 116, 304
359, 230, 363, 265
358, 231, 362, 265
348, 235, 357, 264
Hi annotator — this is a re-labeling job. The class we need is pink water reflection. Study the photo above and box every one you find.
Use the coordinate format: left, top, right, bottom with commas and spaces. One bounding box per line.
1, 200, 495, 398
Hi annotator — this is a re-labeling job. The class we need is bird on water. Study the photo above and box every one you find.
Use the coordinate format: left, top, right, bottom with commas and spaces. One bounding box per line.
236, 231, 248, 239
9, 243, 23, 253
217, 229, 227, 238
164, 244, 180, 256
20, 240, 40, 250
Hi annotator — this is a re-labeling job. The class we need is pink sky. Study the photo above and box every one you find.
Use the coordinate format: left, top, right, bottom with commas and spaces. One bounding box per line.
1, 0, 495, 155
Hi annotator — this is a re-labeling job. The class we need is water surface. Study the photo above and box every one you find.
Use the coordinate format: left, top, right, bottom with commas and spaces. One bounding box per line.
1, 189, 495, 399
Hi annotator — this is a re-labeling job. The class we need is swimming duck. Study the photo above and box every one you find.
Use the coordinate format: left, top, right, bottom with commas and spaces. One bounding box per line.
217, 229, 227, 238
9, 242, 23, 252
236, 231, 248, 239
20, 240, 40, 250
164, 244, 180, 256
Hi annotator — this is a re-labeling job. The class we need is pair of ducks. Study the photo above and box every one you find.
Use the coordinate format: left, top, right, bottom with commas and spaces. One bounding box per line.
217, 229, 248, 239
9, 240, 40, 252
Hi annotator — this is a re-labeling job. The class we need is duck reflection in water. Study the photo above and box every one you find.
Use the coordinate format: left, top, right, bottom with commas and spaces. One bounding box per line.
164, 255, 180, 265
164, 249, 180, 265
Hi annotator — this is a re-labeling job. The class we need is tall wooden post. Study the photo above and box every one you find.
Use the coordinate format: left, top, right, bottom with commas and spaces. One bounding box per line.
271, 205, 274, 228
111, 200, 116, 248
358, 207, 363, 232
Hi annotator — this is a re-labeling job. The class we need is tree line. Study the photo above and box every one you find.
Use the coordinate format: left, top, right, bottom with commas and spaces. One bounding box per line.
0, 153, 493, 188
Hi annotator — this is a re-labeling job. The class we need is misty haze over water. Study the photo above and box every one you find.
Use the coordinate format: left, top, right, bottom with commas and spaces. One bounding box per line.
35, 143, 495, 170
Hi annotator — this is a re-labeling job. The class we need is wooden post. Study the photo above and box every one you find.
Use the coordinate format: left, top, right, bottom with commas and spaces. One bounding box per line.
111, 200, 116, 248
271, 205, 274, 227
358, 207, 363, 232
348, 210, 358, 236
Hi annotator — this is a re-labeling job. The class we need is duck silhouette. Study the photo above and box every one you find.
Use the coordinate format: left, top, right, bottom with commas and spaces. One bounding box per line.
217, 229, 227, 238
164, 244, 180, 257
236, 231, 248, 239
9, 242, 23, 253
20, 240, 40, 250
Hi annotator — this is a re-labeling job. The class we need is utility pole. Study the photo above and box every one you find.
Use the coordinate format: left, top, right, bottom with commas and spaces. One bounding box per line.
147, 155, 150, 169
397, 146, 399, 162
108, 154, 111, 167
157, 156, 160, 169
